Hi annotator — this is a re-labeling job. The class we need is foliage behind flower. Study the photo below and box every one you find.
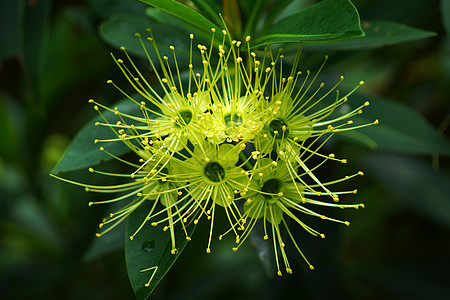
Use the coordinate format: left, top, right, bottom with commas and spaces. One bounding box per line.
52, 26, 378, 278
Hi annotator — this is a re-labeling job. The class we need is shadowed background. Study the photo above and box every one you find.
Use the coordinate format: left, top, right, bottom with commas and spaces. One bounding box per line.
0, 0, 449, 299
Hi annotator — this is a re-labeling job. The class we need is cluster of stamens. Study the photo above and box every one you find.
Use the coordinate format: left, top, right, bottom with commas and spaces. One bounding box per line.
53, 26, 378, 277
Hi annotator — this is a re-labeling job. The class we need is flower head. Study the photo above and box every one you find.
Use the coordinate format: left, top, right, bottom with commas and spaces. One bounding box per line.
52, 24, 378, 276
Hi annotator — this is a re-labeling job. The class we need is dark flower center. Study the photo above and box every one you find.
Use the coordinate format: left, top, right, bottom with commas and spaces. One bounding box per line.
175, 109, 193, 127
223, 112, 242, 127
268, 118, 289, 139
261, 178, 282, 198
204, 161, 226, 182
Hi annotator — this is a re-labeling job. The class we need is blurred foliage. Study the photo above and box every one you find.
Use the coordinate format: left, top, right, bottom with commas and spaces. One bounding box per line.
0, 0, 449, 299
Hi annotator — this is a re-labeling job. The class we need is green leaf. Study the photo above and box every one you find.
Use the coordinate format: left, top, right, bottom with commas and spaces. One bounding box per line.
145, 8, 203, 38
363, 153, 450, 228
306, 20, 436, 50
249, 221, 275, 278
442, 0, 450, 36
51, 97, 146, 175
139, 0, 219, 37
99, 13, 192, 63
254, 0, 364, 46
352, 95, 450, 155
190, 0, 223, 26
83, 221, 125, 262
125, 200, 196, 299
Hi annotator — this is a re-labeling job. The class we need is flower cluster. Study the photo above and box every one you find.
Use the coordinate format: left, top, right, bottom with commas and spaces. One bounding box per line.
54, 27, 378, 276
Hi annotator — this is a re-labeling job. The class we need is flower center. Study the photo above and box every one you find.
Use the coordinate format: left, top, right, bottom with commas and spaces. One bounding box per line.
268, 118, 289, 139
223, 111, 243, 127
204, 161, 226, 183
174, 108, 193, 128
261, 178, 282, 198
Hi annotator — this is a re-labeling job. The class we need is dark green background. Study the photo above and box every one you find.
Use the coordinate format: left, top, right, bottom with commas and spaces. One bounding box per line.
1, 0, 449, 299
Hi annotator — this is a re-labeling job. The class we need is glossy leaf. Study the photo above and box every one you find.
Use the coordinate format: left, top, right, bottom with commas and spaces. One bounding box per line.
306, 20, 436, 50
83, 221, 125, 262
99, 14, 191, 62
363, 153, 450, 228
145, 8, 205, 40
125, 200, 196, 299
139, 0, 219, 37
51, 97, 146, 174
254, 0, 364, 46
190, 0, 223, 26
350, 95, 450, 155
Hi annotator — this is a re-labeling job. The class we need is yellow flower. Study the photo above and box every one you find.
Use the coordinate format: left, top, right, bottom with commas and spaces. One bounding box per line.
227, 158, 364, 275
52, 24, 378, 274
